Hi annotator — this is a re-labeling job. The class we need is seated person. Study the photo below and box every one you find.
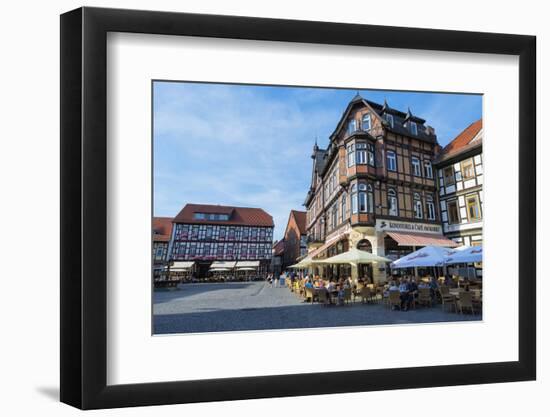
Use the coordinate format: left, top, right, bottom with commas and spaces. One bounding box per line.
399, 279, 411, 311
304, 279, 314, 289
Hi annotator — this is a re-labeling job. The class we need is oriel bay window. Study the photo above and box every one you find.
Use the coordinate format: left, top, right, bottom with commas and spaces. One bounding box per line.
466, 194, 482, 221
356, 142, 367, 164
413, 193, 423, 219
358, 183, 374, 213
411, 157, 421, 176
388, 188, 398, 216
347, 143, 355, 167
426, 195, 436, 220
367, 143, 375, 166
351, 184, 358, 214
386, 150, 397, 171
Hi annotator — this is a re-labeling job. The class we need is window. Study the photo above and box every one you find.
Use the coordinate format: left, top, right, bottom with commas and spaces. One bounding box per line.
444, 166, 455, 186
409, 121, 418, 135
386, 150, 397, 171
413, 193, 423, 219
341, 194, 346, 223
426, 195, 436, 220
331, 203, 338, 229
347, 119, 357, 135
193, 213, 206, 220
385, 113, 394, 128
388, 189, 398, 216
367, 184, 374, 213
358, 183, 368, 212
424, 161, 433, 178
411, 157, 421, 176
351, 184, 358, 214
367, 143, 375, 166
466, 194, 482, 221
461, 159, 475, 179
362, 113, 371, 131
356, 142, 367, 164
347, 143, 355, 167
447, 200, 460, 224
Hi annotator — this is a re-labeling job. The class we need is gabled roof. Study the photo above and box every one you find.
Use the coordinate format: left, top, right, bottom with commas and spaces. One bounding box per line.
436, 119, 482, 163
290, 210, 307, 235
153, 217, 173, 242
173, 203, 274, 227
329, 94, 436, 143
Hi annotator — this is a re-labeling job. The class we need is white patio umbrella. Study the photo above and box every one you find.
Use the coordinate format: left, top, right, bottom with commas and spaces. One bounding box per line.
318, 248, 391, 266
391, 245, 457, 268
290, 257, 318, 269
237, 267, 256, 271
210, 267, 231, 272
445, 245, 483, 264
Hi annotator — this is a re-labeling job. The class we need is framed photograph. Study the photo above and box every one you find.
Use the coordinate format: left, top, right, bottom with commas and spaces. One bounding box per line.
60, 6, 536, 410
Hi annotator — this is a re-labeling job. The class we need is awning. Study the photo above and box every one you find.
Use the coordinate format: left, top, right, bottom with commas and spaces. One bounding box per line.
170, 261, 194, 270
210, 261, 236, 269
386, 231, 459, 248
308, 230, 350, 259
235, 261, 259, 268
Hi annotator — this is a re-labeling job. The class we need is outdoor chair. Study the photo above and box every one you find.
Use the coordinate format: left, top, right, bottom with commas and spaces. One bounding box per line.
343, 288, 352, 305
304, 288, 315, 304
439, 286, 457, 313
359, 287, 372, 303
417, 288, 432, 307
388, 290, 401, 310
458, 291, 475, 314
317, 289, 329, 306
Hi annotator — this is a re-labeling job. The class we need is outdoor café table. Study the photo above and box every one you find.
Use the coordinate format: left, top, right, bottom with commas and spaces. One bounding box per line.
449, 288, 482, 299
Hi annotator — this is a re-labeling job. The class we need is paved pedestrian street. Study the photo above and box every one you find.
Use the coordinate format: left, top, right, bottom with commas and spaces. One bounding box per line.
153, 281, 480, 334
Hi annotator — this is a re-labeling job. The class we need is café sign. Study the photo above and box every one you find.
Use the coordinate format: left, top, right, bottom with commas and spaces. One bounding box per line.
375, 219, 442, 234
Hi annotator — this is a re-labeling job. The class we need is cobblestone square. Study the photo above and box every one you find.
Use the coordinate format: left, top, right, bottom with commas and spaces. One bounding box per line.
153, 281, 480, 334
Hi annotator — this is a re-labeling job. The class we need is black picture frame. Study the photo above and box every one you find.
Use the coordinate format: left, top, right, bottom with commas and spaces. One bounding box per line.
60, 6, 536, 410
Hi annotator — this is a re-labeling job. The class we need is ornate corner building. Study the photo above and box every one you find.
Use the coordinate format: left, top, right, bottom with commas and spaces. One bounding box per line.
303, 94, 459, 283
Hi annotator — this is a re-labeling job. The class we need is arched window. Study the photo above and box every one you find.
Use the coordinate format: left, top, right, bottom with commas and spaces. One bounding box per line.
424, 161, 433, 178
341, 193, 346, 223
351, 184, 358, 214
414, 192, 423, 219
367, 183, 374, 213
358, 183, 368, 212
388, 188, 398, 216
426, 194, 436, 220
362, 113, 371, 131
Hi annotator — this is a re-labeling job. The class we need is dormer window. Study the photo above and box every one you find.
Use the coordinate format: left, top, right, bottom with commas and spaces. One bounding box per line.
409, 121, 418, 135
347, 119, 357, 135
385, 113, 394, 128
362, 114, 371, 131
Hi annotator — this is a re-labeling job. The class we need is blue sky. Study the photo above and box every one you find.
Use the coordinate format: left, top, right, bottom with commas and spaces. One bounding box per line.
153, 81, 482, 241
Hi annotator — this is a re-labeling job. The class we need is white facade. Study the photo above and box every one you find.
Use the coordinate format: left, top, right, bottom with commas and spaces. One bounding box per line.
437, 147, 483, 246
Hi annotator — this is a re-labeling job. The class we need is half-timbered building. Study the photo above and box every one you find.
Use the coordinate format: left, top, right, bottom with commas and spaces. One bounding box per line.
304, 94, 457, 283
152, 217, 173, 271
168, 203, 274, 277
434, 119, 483, 247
